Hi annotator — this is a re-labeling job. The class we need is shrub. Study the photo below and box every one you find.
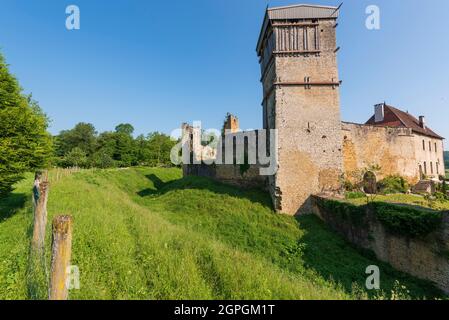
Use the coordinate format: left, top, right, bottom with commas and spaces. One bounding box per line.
440, 180, 448, 196
317, 198, 367, 227
318, 198, 443, 239
343, 180, 357, 192
373, 202, 442, 238
377, 175, 409, 195
62, 147, 89, 168
434, 191, 448, 202
91, 152, 116, 169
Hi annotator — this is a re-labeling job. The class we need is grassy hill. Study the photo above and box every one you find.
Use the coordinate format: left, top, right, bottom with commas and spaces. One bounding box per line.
0, 168, 445, 300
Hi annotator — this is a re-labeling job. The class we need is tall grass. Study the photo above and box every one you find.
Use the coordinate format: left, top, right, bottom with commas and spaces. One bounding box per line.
0, 168, 445, 300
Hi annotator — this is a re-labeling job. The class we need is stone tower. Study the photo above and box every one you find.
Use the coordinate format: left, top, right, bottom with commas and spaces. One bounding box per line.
223, 113, 240, 134
257, 4, 343, 215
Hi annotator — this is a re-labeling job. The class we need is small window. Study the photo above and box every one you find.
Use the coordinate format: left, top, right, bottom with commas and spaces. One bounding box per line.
424, 162, 427, 174
437, 163, 439, 175
430, 162, 434, 174
429, 141, 432, 152
422, 140, 425, 150
435, 143, 437, 153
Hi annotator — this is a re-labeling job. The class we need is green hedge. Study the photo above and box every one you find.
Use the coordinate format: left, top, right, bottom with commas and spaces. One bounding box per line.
318, 198, 368, 228
316, 198, 443, 239
372, 203, 442, 238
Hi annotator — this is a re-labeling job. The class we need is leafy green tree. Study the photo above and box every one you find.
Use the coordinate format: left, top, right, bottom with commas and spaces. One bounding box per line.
135, 134, 149, 165
115, 123, 134, 136
62, 147, 88, 168
54, 123, 177, 169
113, 124, 137, 167
90, 151, 116, 169
145, 132, 176, 167
0, 52, 53, 196
56, 123, 97, 157
96, 132, 117, 158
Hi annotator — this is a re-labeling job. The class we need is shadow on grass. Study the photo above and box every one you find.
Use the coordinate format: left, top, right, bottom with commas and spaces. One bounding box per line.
0, 193, 28, 223
295, 214, 445, 300
137, 174, 273, 209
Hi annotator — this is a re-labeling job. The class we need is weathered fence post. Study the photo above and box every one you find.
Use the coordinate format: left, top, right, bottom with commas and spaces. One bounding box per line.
49, 215, 73, 300
32, 177, 50, 252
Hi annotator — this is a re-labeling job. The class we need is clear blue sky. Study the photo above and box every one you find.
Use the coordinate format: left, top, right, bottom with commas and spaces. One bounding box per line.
1, 0, 448, 147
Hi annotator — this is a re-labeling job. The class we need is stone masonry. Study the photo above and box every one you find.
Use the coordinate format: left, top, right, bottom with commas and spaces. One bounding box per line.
182, 4, 445, 215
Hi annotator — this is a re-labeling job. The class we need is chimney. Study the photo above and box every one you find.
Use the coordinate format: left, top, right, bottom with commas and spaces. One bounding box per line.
374, 103, 385, 122
419, 116, 426, 129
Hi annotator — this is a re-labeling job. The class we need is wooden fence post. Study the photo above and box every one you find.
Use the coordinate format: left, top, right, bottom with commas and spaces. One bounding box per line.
32, 180, 49, 252
49, 215, 73, 300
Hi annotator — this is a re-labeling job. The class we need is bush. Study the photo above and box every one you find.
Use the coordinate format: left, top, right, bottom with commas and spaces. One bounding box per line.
91, 152, 116, 169
61, 147, 89, 168
377, 175, 409, 195
439, 180, 448, 197
373, 202, 442, 238
434, 192, 448, 202
317, 198, 443, 239
343, 180, 358, 192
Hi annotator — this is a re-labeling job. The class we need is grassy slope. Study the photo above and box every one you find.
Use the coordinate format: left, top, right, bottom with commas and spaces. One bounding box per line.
0, 168, 445, 300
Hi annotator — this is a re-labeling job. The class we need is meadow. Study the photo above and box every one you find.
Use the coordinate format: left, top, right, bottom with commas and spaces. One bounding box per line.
0, 167, 445, 300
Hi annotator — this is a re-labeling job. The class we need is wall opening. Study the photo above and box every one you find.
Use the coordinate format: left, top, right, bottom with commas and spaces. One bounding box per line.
363, 171, 377, 194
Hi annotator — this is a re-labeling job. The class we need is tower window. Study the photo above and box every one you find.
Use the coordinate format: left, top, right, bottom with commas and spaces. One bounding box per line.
429, 141, 431, 152
435, 143, 437, 153
422, 140, 425, 150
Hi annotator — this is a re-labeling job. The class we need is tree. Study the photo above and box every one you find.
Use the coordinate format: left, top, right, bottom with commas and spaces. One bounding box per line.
115, 123, 134, 136
0, 52, 53, 196
56, 123, 97, 157
90, 150, 115, 169
145, 132, 176, 167
62, 147, 88, 168
109, 124, 136, 167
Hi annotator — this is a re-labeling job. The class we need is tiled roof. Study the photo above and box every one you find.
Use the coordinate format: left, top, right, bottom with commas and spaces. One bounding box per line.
366, 104, 444, 140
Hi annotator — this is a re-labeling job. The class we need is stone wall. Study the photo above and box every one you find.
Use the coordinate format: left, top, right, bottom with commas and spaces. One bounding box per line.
342, 122, 446, 184
342, 122, 419, 184
183, 164, 266, 189
311, 195, 449, 293
182, 128, 269, 190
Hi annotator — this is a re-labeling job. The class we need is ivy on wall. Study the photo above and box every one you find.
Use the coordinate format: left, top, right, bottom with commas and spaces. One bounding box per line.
316, 198, 443, 239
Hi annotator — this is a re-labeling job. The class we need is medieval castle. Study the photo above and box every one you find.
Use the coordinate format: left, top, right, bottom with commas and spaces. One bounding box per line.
182, 4, 446, 215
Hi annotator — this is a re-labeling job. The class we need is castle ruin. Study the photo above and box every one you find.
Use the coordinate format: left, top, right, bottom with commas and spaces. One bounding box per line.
182, 4, 446, 215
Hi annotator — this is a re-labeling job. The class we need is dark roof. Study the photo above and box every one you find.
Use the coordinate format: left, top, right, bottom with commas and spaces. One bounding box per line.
365, 104, 444, 140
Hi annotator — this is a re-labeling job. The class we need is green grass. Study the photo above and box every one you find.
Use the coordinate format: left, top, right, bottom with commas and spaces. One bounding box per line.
0, 168, 445, 300
345, 194, 449, 211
